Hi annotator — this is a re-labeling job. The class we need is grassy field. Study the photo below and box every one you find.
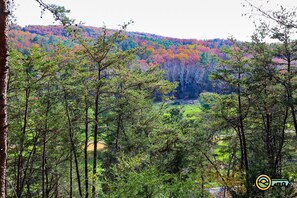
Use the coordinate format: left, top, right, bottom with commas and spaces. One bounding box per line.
181, 103, 202, 118
163, 100, 202, 118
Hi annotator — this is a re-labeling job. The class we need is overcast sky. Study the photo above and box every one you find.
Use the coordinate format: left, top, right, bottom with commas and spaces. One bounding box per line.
13, 0, 297, 41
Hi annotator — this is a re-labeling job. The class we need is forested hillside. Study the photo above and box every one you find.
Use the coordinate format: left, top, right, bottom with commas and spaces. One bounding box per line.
9, 25, 232, 99
2, 1, 297, 197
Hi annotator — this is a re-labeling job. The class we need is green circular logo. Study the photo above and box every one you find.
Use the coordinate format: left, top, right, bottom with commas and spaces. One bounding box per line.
256, 174, 271, 191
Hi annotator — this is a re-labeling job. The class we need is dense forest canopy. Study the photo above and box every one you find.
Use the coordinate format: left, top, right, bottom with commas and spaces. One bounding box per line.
9, 25, 233, 99
0, 0, 296, 197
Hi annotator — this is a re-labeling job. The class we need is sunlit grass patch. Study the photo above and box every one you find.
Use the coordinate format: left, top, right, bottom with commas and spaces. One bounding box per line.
84, 141, 107, 152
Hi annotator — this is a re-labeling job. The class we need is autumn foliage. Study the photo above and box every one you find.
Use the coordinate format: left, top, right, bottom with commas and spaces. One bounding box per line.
8, 25, 232, 99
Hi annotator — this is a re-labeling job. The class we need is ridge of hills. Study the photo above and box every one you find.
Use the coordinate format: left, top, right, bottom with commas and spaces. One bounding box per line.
9, 25, 233, 99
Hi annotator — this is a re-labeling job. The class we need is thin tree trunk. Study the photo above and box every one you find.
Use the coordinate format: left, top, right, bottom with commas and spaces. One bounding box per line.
42, 99, 50, 198
92, 67, 101, 196
265, 111, 275, 172
263, 85, 275, 175
237, 84, 248, 171
16, 87, 30, 197
70, 152, 72, 198
25, 137, 38, 198
287, 58, 297, 136
92, 87, 99, 196
281, 55, 297, 136
22, 131, 39, 198
70, 127, 83, 197
236, 126, 244, 170
84, 97, 89, 198
54, 173, 59, 198
0, 0, 9, 197
237, 70, 249, 196
64, 90, 82, 197
287, 86, 297, 136
201, 174, 204, 198
42, 126, 47, 197
290, 105, 297, 136
274, 107, 288, 177
70, 138, 82, 197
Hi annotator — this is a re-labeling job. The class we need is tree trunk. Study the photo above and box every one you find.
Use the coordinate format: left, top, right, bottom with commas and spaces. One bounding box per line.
70, 123, 83, 198
237, 82, 248, 171
16, 87, 30, 197
274, 107, 288, 177
54, 172, 59, 198
286, 58, 297, 136
236, 126, 244, 170
84, 98, 89, 198
42, 128, 47, 198
0, 0, 9, 197
69, 151, 73, 198
201, 174, 204, 198
24, 134, 38, 198
64, 90, 82, 197
92, 67, 101, 196
42, 99, 50, 198
237, 70, 249, 196
92, 86, 99, 196
290, 103, 297, 136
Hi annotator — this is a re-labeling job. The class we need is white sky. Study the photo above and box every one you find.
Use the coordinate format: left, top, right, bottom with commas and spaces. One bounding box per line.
13, 0, 297, 41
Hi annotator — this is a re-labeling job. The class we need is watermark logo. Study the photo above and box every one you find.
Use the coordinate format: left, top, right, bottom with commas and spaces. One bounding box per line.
255, 174, 290, 191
